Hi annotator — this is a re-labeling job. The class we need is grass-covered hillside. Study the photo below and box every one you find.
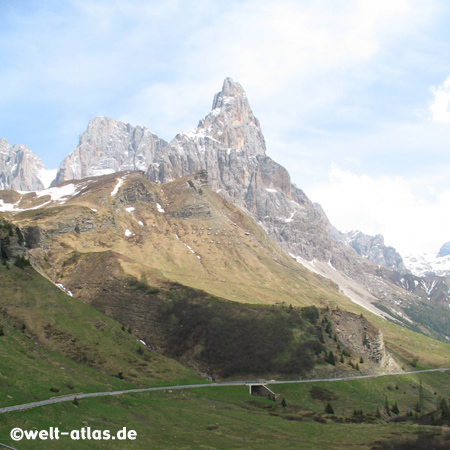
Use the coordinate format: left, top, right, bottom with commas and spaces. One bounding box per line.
0, 263, 203, 408
2, 371, 450, 450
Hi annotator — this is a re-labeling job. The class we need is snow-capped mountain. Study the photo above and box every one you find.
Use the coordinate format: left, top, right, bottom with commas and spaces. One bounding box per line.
404, 243, 450, 278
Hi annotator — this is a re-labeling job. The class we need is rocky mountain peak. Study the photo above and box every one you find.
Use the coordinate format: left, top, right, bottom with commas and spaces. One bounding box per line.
0, 138, 55, 191
344, 230, 408, 274
195, 77, 266, 155
52, 117, 168, 185
212, 77, 247, 109
0, 137, 10, 148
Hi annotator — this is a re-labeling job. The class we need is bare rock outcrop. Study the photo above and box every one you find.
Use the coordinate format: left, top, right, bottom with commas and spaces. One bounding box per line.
0, 138, 55, 191
331, 310, 391, 367
53, 117, 168, 185
344, 230, 409, 275
146, 78, 346, 263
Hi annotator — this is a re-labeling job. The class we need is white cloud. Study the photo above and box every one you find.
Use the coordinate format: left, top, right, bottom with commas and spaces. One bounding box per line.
308, 167, 450, 257
430, 76, 450, 123
176, 0, 422, 94
118, 0, 433, 142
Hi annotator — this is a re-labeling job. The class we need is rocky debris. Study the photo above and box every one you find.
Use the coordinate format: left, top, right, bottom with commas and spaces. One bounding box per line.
53, 117, 168, 185
331, 310, 388, 366
0, 138, 55, 191
344, 230, 409, 275
169, 204, 212, 219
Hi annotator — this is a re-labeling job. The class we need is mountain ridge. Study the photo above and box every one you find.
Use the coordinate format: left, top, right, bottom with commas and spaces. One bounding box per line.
1, 77, 449, 320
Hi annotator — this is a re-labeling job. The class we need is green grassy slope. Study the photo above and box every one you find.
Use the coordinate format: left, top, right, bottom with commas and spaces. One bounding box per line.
2, 372, 450, 450
0, 264, 203, 408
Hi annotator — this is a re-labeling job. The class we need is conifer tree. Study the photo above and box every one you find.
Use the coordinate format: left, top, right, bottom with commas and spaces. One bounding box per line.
325, 402, 334, 414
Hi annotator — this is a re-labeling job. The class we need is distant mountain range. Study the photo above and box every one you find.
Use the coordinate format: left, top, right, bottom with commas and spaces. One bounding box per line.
1, 77, 449, 336
404, 243, 450, 278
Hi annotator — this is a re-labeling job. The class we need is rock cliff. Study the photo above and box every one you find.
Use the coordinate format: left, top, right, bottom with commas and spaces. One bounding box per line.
0, 138, 55, 191
331, 310, 397, 369
53, 117, 168, 185
147, 78, 349, 263
344, 230, 409, 275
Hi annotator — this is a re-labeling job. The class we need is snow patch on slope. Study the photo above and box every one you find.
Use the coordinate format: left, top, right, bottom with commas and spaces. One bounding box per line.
36, 183, 78, 203
111, 177, 125, 196
37, 168, 57, 189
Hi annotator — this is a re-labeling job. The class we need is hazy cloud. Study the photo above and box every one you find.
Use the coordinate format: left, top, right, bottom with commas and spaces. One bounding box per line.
309, 167, 450, 256
430, 76, 450, 123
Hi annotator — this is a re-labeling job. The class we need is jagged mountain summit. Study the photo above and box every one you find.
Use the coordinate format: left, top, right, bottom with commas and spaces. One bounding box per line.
52, 117, 168, 185
1, 77, 449, 317
146, 79, 342, 260
0, 138, 56, 191
343, 230, 409, 275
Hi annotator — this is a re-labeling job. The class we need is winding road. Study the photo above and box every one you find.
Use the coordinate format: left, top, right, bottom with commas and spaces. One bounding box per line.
1, 368, 449, 415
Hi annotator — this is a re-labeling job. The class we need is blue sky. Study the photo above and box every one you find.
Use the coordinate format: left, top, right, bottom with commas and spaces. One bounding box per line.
1, 0, 450, 255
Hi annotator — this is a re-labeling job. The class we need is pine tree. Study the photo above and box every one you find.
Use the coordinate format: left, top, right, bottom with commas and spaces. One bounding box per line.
440, 398, 450, 421
384, 396, 391, 416
327, 351, 336, 366
325, 402, 334, 414
391, 401, 399, 415
375, 407, 381, 419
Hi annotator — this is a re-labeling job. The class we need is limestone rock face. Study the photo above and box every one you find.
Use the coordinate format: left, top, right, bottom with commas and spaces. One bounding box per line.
145, 78, 441, 311
0, 138, 55, 191
344, 230, 409, 275
53, 117, 168, 185
146, 78, 344, 264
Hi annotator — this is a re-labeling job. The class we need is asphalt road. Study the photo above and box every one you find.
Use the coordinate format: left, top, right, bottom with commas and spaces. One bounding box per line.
1, 367, 449, 415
